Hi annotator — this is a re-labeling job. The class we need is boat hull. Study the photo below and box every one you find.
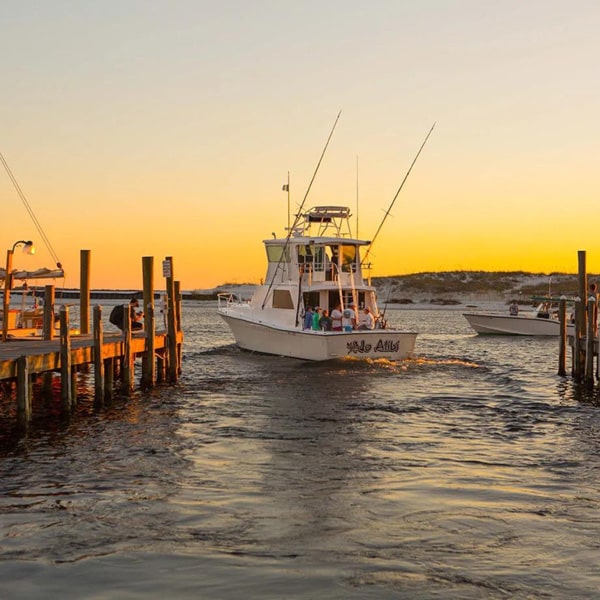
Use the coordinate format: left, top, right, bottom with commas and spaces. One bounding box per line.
463, 312, 559, 336
218, 312, 417, 361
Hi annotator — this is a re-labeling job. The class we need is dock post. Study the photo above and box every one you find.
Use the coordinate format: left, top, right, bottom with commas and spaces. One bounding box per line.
16, 355, 31, 428
43, 285, 55, 340
80, 249, 91, 335
558, 298, 567, 376
2, 248, 13, 343
156, 350, 165, 383
577, 250, 587, 349
175, 280, 182, 376
573, 298, 583, 380
165, 256, 178, 384
570, 251, 588, 380
141, 256, 156, 390
93, 305, 105, 406
122, 306, 134, 396
104, 357, 114, 402
40, 284, 56, 398
585, 295, 596, 385
59, 306, 73, 411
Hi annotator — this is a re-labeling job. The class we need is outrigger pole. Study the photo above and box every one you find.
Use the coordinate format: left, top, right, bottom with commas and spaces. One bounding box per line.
361, 122, 436, 266
262, 110, 342, 310
0, 151, 63, 270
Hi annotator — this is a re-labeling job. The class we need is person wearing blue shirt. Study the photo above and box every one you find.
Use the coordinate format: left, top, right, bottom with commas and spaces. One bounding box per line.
303, 306, 314, 330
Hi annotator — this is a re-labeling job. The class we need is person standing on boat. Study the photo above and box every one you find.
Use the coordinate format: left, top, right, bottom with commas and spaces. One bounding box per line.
331, 303, 343, 331
342, 303, 358, 332
312, 307, 322, 331
303, 306, 314, 330
509, 300, 519, 316
319, 309, 332, 331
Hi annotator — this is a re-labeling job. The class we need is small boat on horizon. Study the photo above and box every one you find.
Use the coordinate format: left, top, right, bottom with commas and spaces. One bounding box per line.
217, 205, 418, 361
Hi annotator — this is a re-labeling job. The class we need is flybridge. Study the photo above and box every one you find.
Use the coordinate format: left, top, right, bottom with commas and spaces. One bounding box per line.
292, 206, 354, 239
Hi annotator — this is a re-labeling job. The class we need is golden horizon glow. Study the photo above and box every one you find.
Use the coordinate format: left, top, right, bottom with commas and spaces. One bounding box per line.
3, 2, 600, 290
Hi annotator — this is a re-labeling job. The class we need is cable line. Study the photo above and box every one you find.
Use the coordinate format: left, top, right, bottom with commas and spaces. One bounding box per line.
0, 151, 63, 269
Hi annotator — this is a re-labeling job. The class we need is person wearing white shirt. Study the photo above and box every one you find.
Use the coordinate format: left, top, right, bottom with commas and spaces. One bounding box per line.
358, 307, 375, 330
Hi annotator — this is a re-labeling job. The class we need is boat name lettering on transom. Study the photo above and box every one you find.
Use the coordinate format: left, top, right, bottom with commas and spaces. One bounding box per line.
346, 339, 401, 354
346, 340, 372, 354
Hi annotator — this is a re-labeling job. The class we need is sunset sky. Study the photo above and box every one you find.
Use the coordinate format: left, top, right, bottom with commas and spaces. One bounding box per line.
2, 1, 599, 290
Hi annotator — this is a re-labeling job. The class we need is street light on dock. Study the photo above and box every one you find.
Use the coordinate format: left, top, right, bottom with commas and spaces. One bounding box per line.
2, 240, 35, 342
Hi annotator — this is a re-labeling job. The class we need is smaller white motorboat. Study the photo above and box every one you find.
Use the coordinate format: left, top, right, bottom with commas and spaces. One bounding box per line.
463, 301, 561, 336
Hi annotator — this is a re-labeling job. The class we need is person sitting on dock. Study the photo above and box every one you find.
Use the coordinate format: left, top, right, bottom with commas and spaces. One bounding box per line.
109, 297, 144, 331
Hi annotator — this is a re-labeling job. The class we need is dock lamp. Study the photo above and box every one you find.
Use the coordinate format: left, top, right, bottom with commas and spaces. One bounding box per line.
2, 240, 35, 342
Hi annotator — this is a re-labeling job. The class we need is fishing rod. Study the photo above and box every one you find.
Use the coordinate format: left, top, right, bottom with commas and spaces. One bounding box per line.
261, 110, 342, 309
376, 283, 393, 329
361, 122, 436, 266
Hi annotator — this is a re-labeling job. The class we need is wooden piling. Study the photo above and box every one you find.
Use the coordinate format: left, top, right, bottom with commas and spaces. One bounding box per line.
16, 355, 31, 428
43, 285, 55, 341
104, 357, 114, 402
59, 306, 73, 410
558, 298, 567, 376
571, 252, 588, 379
141, 256, 155, 390
165, 257, 178, 384
156, 349, 165, 383
572, 299, 581, 378
578, 251, 587, 333
93, 305, 105, 406
122, 305, 134, 396
2, 248, 14, 343
175, 280, 182, 376
41, 285, 56, 397
585, 295, 595, 385
80, 249, 91, 335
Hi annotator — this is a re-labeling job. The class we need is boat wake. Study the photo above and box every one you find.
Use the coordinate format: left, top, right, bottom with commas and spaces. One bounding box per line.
409, 356, 481, 369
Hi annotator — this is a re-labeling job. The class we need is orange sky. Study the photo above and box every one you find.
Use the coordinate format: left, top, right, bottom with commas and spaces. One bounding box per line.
2, 2, 600, 290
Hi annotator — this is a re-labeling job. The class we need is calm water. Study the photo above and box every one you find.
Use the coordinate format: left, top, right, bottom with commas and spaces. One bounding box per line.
2, 302, 600, 599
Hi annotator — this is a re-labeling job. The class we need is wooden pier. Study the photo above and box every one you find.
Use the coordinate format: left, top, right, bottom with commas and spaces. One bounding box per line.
0, 252, 183, 429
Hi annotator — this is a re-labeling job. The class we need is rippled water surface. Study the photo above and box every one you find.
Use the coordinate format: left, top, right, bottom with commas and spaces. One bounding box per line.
2, 302, 600, 599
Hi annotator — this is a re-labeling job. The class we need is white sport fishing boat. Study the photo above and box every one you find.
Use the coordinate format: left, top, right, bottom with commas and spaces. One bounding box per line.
218, 205, 417, 361
463, 301, 561, 336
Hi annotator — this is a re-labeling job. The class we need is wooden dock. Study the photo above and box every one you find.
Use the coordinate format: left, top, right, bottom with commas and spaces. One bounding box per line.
0, 252, 184, 430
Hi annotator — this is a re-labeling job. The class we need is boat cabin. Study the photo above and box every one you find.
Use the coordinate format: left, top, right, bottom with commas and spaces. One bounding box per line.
249, 206, 381, 327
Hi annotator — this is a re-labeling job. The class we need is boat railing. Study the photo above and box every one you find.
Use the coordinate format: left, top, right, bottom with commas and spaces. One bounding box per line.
217, 292, 246, 309
300, 262, 363, 287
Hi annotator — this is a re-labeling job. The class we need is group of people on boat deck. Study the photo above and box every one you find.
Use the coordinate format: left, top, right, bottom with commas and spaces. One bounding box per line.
303, 303, 376, 332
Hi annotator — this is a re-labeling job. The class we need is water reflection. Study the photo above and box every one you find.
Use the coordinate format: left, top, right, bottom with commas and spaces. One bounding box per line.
3, 304, 600, 598
255, 364, 373, 557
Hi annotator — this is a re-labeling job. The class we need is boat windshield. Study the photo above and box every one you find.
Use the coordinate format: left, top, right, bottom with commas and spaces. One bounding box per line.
339, 245, 357, 272
266, 245, 290, 263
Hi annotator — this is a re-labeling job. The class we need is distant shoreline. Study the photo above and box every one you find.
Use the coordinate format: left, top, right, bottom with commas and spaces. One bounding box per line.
15, 269, 591, 304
